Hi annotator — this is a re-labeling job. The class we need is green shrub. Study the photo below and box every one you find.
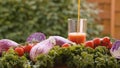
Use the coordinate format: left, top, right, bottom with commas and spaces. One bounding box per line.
0, 0, 102, 42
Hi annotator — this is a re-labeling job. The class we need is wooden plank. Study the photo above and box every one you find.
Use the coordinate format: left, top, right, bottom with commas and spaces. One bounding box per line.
115, 7, 120, 12
98, 0, 110, 4
115, 27, 120, 39
111, 0, 115, 38
103, 20, 110, 34
99, 11, 110, 19
115, 13, 120, 26
87, 0, 110, 4
88, 0, 111, 19
98, 5, 104, 9
87, 0, 97, 3
99, 4, 111, 19
115, 0, 120, 12
102, 20, 111, 34
115, 24, 120, 27
116, 9, 120, 12
104, 4, 111, 11
114, 0, 120, 39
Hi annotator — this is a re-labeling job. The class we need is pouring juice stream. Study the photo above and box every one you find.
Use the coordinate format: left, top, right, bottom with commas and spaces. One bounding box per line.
77, 0, 80, 32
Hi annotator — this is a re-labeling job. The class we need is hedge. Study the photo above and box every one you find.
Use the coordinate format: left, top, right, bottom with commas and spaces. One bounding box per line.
0, 0, 102, 42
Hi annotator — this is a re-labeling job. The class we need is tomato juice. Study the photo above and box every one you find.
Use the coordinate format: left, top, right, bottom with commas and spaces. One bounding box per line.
68, 32, 86, 44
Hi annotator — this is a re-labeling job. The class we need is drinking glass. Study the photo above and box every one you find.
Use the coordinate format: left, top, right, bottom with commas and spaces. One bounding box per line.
68, 19, 87, 44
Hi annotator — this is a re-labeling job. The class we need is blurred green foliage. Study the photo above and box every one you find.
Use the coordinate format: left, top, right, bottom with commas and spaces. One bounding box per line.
0, 0, 102, 42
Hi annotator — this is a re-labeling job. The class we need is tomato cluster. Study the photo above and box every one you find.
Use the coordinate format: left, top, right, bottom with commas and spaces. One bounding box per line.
85, 37, 112, 49
14, 43, 33, 56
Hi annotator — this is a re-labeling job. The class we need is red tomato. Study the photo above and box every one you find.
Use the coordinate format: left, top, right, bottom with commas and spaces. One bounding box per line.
5, 48, 9, 52
62, 43, 71, 48
85, 41, 94, 48
15, 47, 24, 56
101, 43, 107, 46
6, 48, 10, 53
21, 46, 25, 50
102, 37, 110, 44
107, 42, 112, 49
24, 44, 33, 53
93, 38, 101, 47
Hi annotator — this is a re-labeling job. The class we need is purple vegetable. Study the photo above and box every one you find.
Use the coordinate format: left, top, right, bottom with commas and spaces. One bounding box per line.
30, 36, 73, 61
110, 40, 120, 59
26, 32, 46, 43
49, 36, 73, 46
30, 37, 56, 61
0, 39, 18, 55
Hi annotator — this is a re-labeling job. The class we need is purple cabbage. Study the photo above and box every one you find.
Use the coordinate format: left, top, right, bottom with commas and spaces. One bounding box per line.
26, 32, 46, 43
30, 36, 73, 61
110, 40, 120, 59
0, 39, 18, 55
30, 37, 56, 61
49, 36, 73, 46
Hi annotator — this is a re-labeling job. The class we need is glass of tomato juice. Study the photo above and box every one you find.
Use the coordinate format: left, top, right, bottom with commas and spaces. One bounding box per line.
68, 19, 87, 44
